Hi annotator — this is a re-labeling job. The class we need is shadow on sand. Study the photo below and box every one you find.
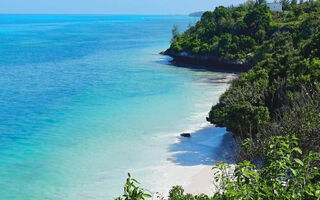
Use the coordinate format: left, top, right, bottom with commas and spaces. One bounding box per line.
168, 126, 235, 166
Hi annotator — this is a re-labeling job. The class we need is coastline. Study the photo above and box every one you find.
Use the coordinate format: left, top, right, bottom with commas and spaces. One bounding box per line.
153, 125, 235, 198
161, 49, 252, 73
153, 72, 237, 198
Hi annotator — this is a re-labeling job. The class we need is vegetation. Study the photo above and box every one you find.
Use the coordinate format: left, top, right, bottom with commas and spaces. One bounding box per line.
206, 0, 320, 160
168, 0, 320, 159
167, 0, 320, 159
117, 136, 320, 199
117, 1, 320, 199
169, 1, 273, 62
116, 173, 152, 200
169, 0, 320, 66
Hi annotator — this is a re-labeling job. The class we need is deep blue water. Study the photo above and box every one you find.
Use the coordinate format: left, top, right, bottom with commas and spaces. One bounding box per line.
0, 15, 231, 199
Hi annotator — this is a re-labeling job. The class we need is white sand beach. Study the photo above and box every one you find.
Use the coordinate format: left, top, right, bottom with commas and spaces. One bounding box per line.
152, 74, 238, 199
153, 125, 235, 199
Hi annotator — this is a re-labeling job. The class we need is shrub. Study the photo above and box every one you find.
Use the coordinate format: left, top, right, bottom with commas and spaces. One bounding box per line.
117, 136, 320, 200
115, 173, 152, 200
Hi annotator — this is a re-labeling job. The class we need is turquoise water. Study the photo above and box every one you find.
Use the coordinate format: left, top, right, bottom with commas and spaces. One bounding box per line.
0, 15, 231, 199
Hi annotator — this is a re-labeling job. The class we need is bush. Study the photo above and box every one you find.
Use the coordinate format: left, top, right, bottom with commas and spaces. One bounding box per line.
117, 136, 320, 200
206, 1, 320, 159
213, 135, 320, 200
115, 173, 152, 200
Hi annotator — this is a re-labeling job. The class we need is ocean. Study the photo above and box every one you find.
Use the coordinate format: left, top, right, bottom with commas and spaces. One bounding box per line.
0, 15, 231, 199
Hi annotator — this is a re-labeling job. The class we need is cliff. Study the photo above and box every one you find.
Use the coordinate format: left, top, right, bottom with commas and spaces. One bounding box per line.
162, 49, 252, 72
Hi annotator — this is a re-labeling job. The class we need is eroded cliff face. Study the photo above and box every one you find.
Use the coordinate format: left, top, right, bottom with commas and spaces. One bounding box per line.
162, 49, 252, 72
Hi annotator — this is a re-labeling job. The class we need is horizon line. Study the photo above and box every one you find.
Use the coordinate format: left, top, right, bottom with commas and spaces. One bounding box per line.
0, 12, 203, 16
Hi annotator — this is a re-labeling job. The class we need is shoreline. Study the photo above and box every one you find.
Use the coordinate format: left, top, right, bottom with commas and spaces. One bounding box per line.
154, 72, 237, 198
153, 125, 235, 198
161, 50, 252, 73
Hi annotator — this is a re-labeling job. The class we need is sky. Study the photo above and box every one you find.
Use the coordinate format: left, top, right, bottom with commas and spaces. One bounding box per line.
0, 0, 244, 14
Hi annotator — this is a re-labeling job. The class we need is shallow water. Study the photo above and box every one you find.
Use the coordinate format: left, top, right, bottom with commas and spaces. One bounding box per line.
0, 15, 232, 199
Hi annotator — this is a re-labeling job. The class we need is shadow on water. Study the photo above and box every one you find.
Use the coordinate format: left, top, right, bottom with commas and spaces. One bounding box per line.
168, 126, 235, 166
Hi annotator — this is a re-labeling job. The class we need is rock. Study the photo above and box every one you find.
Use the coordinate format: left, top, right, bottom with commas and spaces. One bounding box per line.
162, 49, 252, 72
180, 133, 191, 138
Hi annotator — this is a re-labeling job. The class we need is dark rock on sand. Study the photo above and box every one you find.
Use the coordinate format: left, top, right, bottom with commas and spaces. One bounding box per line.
180, 133, 191, 138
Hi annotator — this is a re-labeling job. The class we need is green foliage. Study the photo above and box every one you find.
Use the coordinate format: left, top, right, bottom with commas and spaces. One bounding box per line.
169, 1, 320, 63
302, 27, 320, 59
115, 173, 152, 200
119, 136, 320, 200
169, 3, 275, 61
243, 4, 271, 41
171, 25, 180, 44
168, 186, 212, 200
123, 1, 320, 199
205, 1, 320, 158
213, 136, 320, 200
209, 68, 270, 137
263, 87, 320, 156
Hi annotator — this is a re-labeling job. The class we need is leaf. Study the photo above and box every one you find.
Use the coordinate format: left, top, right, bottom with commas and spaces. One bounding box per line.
315, 190, 320, 197
292, 147, 302, 154
290, 168, 297, 176
132, 178, 141, 184
143, 194, 152, 198
294, 158, 304, 166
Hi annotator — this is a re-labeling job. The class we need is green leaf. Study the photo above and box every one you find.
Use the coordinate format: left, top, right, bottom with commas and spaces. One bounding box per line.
315, 190, 320, 197
292, 147, 302, 154
294, 158, 304, 166
143, 194, 152, 198
290, 168, 297, 176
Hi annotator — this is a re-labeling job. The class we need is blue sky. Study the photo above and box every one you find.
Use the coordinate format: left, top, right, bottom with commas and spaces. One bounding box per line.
0, 0, 244, 14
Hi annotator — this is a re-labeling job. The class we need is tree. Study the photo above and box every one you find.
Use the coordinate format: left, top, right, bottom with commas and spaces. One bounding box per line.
302, 28, 320, 58
281, 0, 291, 9
255, 0, 266, 6
171, 25, 179, 43
244, 5, 271, 41
213, 135, 320, 200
